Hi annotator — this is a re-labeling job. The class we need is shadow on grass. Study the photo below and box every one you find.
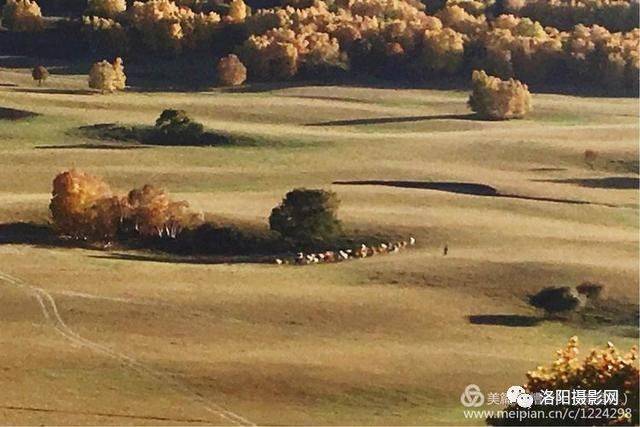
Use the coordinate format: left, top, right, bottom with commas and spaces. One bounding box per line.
0, 106, 39, 120
534, 176, 639, 190
35, 143, 151, 150
88, 252, 273, 265
577, 300, 639, 337
529, 167, 568, 172
468, 314, 541, 327
72, 123, 263, 147
0, 222, 58, 245
306, 113, 478, 127
0, 221, 400, 267
11, 87, 94, 96
334, 180, 620, 207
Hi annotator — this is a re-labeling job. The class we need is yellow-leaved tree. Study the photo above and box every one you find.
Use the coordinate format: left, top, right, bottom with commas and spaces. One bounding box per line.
1, 0, 43, 31
88, 57, 126, 93
468, 70, 531, 120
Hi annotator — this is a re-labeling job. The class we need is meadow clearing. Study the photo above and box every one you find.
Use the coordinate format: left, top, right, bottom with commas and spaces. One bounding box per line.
0, 63, 638, 425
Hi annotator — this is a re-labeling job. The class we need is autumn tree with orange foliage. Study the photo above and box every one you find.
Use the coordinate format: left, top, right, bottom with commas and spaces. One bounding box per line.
49, 170, 202, 241
50, 169, 121, 240
488, 336, 639, 426
217, 54, 247, 86
122, 184, 202, 238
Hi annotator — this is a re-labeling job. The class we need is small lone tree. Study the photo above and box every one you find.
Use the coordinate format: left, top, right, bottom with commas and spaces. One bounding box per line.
217, 54, 247, 86
269, 188, 342, 244
31, 65, 49, 86
112, 57, 126, 90
1, 0, 43, 31
153, 109, 204, 145
468, 70, 532, 120
88, 57, 126, 93
584, 149, 599, 169
528, 286, 584, 318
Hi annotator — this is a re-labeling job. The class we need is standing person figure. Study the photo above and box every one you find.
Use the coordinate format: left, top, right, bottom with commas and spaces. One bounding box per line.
443, 244, 448, 256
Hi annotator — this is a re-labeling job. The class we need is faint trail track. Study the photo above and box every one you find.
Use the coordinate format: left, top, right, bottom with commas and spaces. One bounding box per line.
1, 404, 212, 423
0, 271, 255, 427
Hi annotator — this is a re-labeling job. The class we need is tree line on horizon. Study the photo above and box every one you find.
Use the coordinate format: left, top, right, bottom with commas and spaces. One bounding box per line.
0, 0, 638, 91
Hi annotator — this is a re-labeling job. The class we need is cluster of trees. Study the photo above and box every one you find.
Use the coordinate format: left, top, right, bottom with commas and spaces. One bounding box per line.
3, 0, 637, 90
50, 169, 203, 241
234, 0, 638, 88
88, 57, 126, 92
489, 336, 638, 425
79, 0, 237, 53
1, 0, 43, 31
468, 69, 531, 119
505, 0, 639, 32
49, 169, 345, 256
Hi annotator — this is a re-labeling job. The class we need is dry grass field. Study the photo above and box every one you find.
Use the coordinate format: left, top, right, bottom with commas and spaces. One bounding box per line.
0, 63, 638, 425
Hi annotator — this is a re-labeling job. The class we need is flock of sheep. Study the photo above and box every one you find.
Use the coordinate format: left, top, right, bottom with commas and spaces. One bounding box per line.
274, 237, 416, 265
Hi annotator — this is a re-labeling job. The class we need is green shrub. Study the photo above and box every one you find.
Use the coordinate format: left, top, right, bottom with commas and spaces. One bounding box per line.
528, 286, 584, 317
269, 188, 342, 244
153, 109, 205, 145
576, 281, 604, 300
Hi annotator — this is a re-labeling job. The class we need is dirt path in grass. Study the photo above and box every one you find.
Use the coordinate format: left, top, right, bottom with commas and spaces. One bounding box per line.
0, 270, 255, 426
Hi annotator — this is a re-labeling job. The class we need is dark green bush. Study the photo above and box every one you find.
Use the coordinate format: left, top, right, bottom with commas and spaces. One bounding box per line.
528, 286, 584, 316
269, 188, 342, 245
153, 109, 205, 146
576, 281, 604, 300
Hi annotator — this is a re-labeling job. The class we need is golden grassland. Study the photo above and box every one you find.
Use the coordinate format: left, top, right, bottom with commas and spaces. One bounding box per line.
0, 64, 638, 425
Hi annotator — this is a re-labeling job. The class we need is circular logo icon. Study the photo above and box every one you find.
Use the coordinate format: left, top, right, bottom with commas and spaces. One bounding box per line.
517, 393, 534, 409
506, 385, 526, 404
460, 384, 485, 407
